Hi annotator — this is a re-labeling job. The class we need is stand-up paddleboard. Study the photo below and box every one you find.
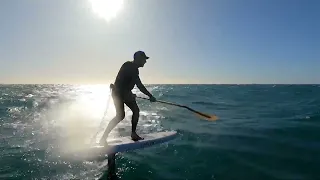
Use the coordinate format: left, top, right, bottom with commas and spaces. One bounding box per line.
85, 131, 178, 179
91, 131, 178, 155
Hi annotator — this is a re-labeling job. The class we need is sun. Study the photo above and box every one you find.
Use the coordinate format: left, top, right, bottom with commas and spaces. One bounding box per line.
89, 0, 124, 22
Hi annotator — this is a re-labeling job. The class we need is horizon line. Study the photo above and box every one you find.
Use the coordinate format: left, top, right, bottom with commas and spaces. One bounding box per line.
0, 83, 319, 85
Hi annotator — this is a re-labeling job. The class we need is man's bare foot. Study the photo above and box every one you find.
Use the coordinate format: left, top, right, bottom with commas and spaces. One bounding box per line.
131, 132, 144, 141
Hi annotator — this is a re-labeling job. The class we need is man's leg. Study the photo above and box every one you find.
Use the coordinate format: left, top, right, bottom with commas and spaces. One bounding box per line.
99, 95, 125, 145
125, 100, 144, 141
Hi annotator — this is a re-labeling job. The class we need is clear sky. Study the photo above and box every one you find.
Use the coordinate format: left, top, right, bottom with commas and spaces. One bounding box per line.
0, 0, 319, 84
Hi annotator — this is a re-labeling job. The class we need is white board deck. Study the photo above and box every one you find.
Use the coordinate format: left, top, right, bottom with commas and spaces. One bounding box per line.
91, 131, 178, 155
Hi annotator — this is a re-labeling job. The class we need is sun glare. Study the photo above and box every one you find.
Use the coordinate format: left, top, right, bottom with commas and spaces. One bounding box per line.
89, 0, 124, 22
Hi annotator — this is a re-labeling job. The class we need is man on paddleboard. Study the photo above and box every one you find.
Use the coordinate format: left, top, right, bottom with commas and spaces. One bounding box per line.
100, 51, 156, 144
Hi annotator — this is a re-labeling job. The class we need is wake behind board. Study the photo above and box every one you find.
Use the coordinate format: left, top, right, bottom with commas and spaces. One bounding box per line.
91, 131, 178, 155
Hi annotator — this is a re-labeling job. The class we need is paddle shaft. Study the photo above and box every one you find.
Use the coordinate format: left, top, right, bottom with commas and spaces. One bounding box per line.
137, 96, 211, 119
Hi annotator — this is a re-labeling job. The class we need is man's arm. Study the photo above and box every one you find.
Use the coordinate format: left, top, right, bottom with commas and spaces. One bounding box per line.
136, 76, 153, 98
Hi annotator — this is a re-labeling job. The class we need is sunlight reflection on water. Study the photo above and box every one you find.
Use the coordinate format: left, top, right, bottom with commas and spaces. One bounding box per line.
35, 84, 163, 157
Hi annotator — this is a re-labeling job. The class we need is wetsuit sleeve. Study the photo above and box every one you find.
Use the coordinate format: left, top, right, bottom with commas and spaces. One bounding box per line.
136, 76, 153, 97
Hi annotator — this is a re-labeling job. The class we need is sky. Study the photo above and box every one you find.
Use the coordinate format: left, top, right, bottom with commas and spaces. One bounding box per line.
0, 0, 319, 84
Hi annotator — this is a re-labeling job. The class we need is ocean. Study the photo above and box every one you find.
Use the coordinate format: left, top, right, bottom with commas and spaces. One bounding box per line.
0, 84, 319, 180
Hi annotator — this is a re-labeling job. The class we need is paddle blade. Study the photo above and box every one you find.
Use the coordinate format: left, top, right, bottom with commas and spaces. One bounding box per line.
194, 111, 218, 121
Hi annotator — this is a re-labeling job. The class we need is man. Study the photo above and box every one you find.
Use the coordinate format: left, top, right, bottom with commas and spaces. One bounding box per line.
99, 51, 156, 144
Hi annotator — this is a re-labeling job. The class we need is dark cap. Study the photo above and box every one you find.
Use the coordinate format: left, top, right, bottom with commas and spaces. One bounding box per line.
134, 51, 149, 60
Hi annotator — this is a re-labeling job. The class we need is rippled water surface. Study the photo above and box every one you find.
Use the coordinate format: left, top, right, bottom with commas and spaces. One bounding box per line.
0, 84, 319, 180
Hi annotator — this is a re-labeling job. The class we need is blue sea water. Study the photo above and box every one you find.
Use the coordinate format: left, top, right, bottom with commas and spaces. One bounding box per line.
0, 84, 319, 180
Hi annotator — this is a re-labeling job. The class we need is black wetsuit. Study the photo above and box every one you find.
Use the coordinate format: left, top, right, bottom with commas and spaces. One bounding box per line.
112, 61, 139, 99
100, 60, 152, 143
111, 61, 140, 119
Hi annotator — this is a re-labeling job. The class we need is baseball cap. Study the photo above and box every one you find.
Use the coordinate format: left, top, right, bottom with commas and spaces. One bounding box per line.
134, 51, 149, 60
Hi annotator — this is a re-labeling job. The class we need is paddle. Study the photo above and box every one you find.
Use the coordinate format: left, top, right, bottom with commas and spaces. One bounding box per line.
137, 97, 218, 121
